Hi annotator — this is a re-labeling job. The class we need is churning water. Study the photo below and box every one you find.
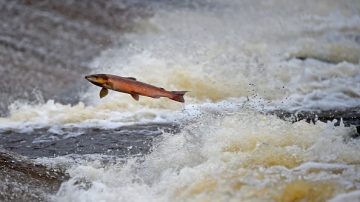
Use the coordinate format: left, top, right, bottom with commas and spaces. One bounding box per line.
1, 0, 360, 201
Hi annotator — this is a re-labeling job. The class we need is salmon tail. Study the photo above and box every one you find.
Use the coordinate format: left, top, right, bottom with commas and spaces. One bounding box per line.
170, 91, 188, 103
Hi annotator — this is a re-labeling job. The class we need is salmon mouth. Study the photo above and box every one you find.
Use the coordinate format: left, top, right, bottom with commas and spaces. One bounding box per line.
85, 74, 108, 87
85, 75, 99, 83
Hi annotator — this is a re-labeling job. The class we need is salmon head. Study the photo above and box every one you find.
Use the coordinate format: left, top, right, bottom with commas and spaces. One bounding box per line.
85, 74, 111, 88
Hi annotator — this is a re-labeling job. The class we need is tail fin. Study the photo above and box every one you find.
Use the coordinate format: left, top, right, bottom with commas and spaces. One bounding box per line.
170, 91, 188, 103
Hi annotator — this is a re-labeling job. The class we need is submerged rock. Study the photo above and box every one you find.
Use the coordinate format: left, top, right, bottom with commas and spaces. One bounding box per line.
0, 123, 178, 201
0, 148, 68, 201
271, 107, 360, 136
0, 123, 179, 158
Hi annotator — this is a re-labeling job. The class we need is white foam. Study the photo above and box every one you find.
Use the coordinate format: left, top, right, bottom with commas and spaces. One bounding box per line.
328, 190, 360, 202
51, 107, 360, 202
292, 162, 351, 172
1, 0, 360, 201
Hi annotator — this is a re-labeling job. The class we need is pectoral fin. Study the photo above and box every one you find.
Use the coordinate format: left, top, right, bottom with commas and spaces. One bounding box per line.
130, 93, 139, 101
100, 88, 108, 98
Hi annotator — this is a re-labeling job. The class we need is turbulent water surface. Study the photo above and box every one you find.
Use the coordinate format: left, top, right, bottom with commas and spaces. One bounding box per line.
1, 0, 360, 201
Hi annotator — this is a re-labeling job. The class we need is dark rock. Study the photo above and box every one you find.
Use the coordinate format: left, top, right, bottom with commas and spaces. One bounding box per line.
270, 107, 360, 136
0, 123, 179, 158
0, 148, 68, 201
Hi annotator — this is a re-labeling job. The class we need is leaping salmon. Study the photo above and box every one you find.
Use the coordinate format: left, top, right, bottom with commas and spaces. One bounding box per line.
85, 74, 188, 103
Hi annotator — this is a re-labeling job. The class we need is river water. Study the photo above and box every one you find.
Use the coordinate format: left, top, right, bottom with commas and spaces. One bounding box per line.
1, 0, 360, 201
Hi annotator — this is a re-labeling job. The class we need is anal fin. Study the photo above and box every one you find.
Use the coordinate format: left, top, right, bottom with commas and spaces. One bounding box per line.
131, 93, 139, 101
100, 88, 108, 98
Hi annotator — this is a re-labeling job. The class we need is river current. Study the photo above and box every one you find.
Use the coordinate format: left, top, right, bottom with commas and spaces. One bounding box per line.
0, 0, 360, 201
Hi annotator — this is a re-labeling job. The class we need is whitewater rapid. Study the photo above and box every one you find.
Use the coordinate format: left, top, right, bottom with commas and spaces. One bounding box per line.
0, 0, 360, 201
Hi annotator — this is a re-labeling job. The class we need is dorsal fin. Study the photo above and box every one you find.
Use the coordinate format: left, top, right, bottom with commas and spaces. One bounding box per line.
126, 77, 136, 81
100, 87, 108, 98
130, 93, 139, 101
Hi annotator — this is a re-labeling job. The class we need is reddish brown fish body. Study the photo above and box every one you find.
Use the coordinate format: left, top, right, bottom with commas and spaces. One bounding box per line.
85, 74, 187, 102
